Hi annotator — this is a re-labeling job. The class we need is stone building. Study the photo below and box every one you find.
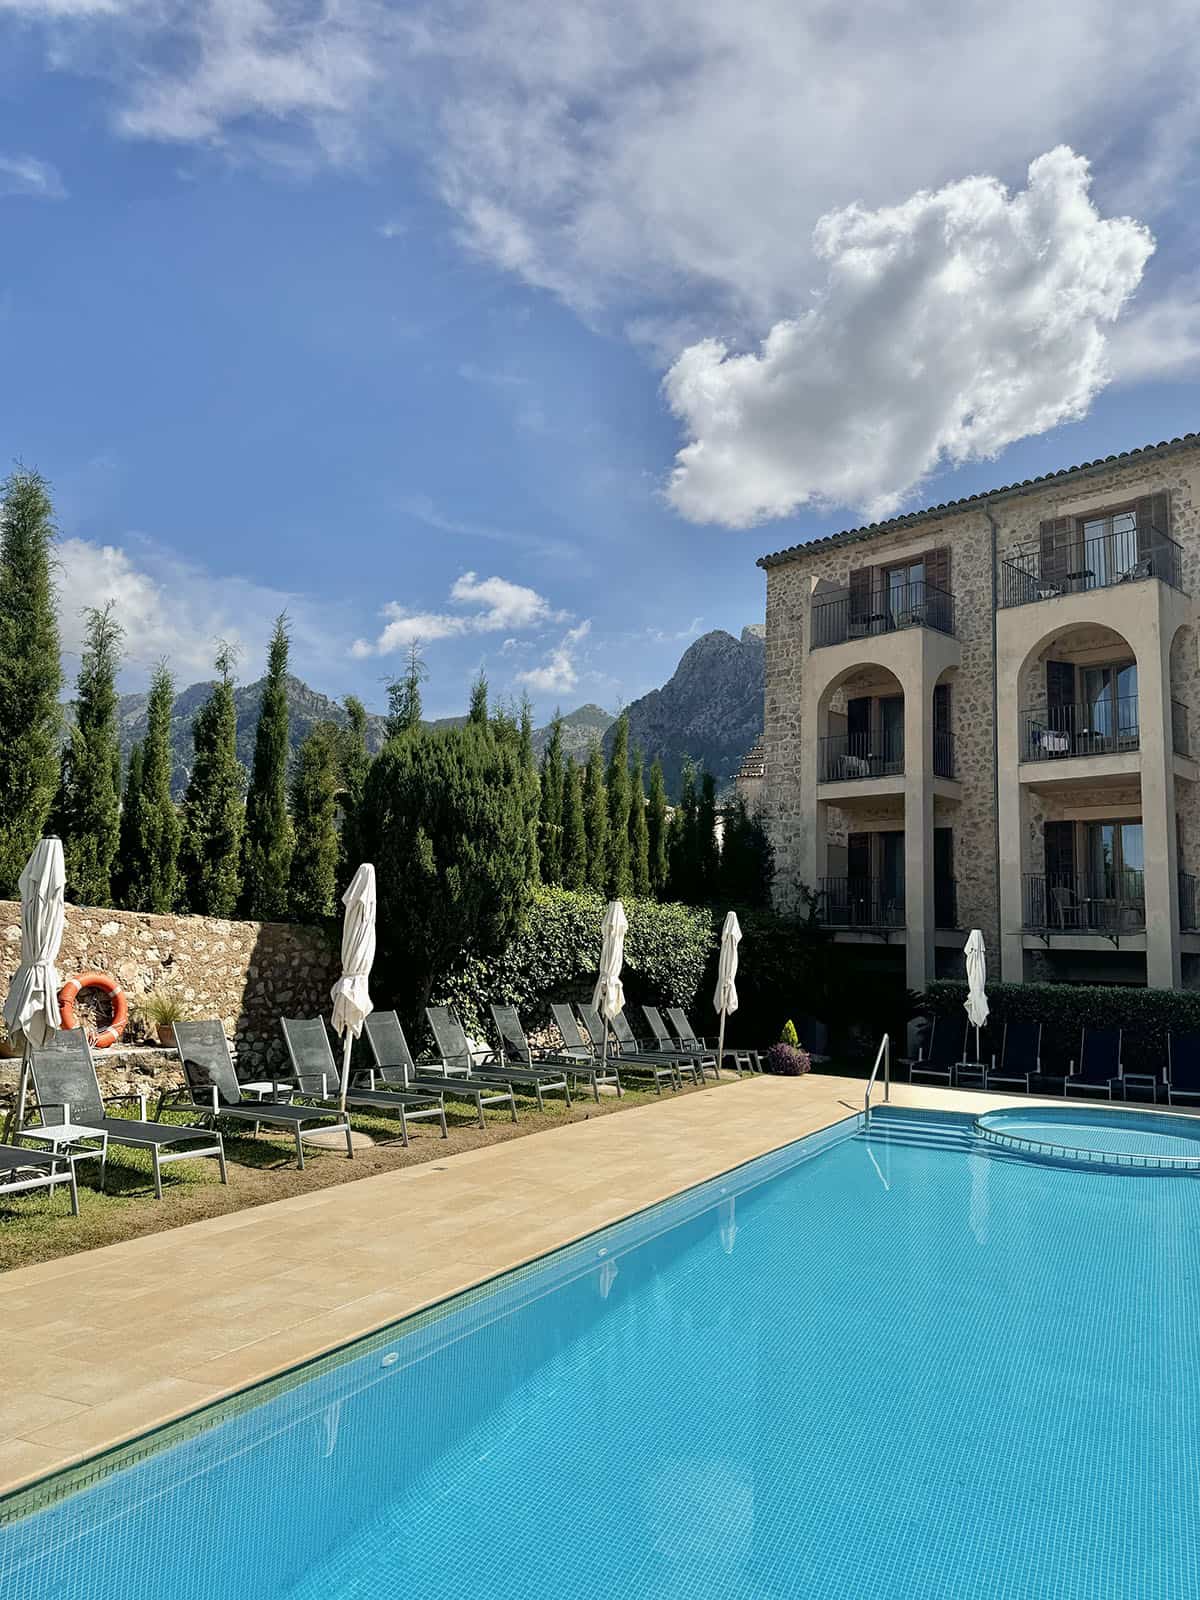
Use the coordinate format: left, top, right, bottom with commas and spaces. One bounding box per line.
734, 737, 766, 812
757, 431, 1200, 993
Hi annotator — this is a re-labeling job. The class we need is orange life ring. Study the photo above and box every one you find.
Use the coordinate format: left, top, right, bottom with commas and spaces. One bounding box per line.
59, 972, 129, 1049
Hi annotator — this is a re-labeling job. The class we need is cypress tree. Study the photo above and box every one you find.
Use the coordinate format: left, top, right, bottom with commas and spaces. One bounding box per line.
518, 696, 541, 882
646, 758, 669, 897
240, 615, 293, 920
582, 740, 608, 894
385, 643, 426, 738
0, 468, 61, 894
179, 645, 245, 917
667, 761, 700, 902
628, 747, 651, 898
337, 694, 371, 893
288, 724, 340, 921
697, 771, 720, 900
719, 794, 776, 907
539, 714, 565, 886
562, 756, 587, 890
468, 672, 489, 726
57, 602, 123, 905
604, 713, 632, 899
123, 663, 181, 913
114, 743, 144, 908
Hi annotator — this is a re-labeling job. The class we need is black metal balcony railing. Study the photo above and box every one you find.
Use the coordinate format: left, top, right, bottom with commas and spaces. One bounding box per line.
1180, 872, 1200, 932
933, 729, 955, 779
1020, 697, 1139, 761
819, 731, 903, 783
999, 524, 1182, 608
1022, 871, 1146, 934
1174, 699, 1190, 758
820, 877, 905, 928
935, 877, 957, 929
811, 580, 955, 649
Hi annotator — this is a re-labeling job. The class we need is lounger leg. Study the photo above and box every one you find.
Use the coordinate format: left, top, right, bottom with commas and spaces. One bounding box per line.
99, 1141, 108, 1192
296, 1127, 306, 1170
508, 1091, 518, 1124
67, 1160, 79, 1217
535, 1082, 544, 1112
563, 1078, 572, 1107
438, 1103, 448, 1138
344, 1122, 354, 1160
152, 1147, 163, 1202
216, 1134, 228, 1185
592, 1073, 600, 1104
475, 1095, 486, 1130
398, 1106, 410, 1148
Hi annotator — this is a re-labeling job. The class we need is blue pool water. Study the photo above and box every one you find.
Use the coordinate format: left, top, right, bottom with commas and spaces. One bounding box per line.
4, 1106, 1200, 1599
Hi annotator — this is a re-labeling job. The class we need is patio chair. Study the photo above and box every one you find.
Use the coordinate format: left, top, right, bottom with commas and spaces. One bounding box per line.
489, 1004, 618, 1102
161, 1021, 352, 1170
909, 1018, 968, 1086
1050, 885, 1085, 930
576, 1003, 686, 1092
666, 1005, 757, 1076
426, 1006, 570, 1111
362, 1011, 517, 1128
0, 1143, 79, 1215
1065, 1027, 1122, 1099
280, 1018, 447, 1145
641, 1006, 716, 1084
1167, 1034, 1200, 1106
30, 1029, 228, 1200
985, 1022, 1041, 1093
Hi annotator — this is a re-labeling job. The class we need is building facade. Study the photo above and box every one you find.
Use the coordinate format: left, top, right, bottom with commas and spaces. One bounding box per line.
757, 432, 1200, 993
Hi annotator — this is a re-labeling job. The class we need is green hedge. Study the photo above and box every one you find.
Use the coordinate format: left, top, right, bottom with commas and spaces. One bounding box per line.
432, 886, 714, 1036
923, 980, 1200, 1074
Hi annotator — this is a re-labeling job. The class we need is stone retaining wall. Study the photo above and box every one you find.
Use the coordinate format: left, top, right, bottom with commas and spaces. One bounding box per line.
0, 902, 339, 1089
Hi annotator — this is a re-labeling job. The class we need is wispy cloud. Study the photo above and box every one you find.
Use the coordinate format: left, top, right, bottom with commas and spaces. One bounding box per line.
398, 495, 577, 564
352, 571, 565, 658
0, 154, 66, 199
515, 620, 591, 696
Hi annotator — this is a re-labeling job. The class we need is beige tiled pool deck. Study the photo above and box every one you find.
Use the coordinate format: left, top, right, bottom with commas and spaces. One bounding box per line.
0, 1074, 1060, 1498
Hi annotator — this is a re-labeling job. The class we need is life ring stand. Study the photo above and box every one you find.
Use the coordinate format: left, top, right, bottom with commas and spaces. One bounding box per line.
59, 972, 129, 1050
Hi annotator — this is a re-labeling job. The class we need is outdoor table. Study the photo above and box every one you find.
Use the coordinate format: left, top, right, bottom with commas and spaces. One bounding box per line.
20, 1108, 109, 1187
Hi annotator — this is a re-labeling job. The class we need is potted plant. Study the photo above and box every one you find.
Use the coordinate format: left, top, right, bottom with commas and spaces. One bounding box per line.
138, 988, 189, 1048
762, 1019, 812, 1077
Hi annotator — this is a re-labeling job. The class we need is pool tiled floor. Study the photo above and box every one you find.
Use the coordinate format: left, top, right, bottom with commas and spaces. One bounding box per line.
0, 1075, 1086, 1496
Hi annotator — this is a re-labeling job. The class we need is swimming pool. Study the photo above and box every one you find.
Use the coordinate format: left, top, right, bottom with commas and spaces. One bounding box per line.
4, 1104, 1199, 1598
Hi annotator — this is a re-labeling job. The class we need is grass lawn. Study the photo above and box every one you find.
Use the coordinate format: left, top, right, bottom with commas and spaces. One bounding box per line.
0, 1072, 754, 1272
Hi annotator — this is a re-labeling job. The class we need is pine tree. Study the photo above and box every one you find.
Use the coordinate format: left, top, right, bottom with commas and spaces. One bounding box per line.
697, 771, 720, 900
240, 614, 294, 920
647, 758, 669, 897
539, 714, 565, 885
114, 743, 144, 908
179, 645, 245, 917
288, 724, 340, 921
123, 663, 181, 913
0, 469, 62, 894
57, 602, 123, 905
385, 643, 426, 738
628, 747, 651, 898
582, 740, 608, 894
562, 756, 588, 890
468, 672, 489, 726
604, 713, 632, 899
336, 694, 371, 893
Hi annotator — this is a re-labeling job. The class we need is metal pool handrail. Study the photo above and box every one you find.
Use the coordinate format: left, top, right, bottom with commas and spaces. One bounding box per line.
864, 1034, 890, 1127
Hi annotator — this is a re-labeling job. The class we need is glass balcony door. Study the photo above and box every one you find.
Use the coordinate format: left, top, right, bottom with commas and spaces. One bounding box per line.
1079, 661, 1138, 753
1085, 821, 1144, 929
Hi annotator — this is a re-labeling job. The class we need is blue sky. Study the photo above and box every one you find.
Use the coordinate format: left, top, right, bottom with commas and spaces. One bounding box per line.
0, 2, 1197, 720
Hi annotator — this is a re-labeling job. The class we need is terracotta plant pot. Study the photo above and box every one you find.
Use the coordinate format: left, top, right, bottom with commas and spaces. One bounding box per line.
157, 1023, 176, 1049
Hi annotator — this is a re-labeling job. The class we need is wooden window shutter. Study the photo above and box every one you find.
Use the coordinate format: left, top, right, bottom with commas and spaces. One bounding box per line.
1044, 820, 1076, 881
1046, 660, 1076, 713
924, 546, 951, 595
1134, 491, 1169, 559
1039, 517, 1074, 585
933, 681, 951, 731
847, 833, 870, 880
848, 565, 873, 621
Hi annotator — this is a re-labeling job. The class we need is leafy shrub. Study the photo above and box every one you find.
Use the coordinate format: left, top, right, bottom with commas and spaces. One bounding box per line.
780, 1018, 799, 1047
433, 885, 714, 1037
762, 1042, 811, 1076
922, 979, 1200, 1075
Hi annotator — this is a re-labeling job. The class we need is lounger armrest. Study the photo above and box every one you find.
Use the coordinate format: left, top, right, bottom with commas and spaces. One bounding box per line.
291, 1071, 331, 1098
105, 1090, 149, 1119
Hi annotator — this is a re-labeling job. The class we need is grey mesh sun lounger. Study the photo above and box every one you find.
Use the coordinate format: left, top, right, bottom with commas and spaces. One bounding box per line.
363, 1011, 517, 1127
160, 1021, 353, 1169
0, 1143, 79, 1215
666, 1005, 759, 1076
280, 1017, 448, 1145
427, 1006, 570, 1110
30, 1028, 228, 1200
661, 1007, 721, 1081
490, 1003, 619, 1102
640, 1006, 715, 1085
571, 1004, 683, 1093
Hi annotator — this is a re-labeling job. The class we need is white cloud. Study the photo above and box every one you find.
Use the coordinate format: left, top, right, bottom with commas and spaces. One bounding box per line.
55, 536, 343, 688
1108, 274, 1200, 383
352, 571, 560, 658
664, 149, 1153, 524
515, 620, 591, 696
0, 154, 65, 199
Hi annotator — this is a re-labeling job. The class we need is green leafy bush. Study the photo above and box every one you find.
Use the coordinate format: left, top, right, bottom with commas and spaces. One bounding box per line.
762, 1042, 811, 1076
433, 885, 714, 1036
922, 980, 1200, 1075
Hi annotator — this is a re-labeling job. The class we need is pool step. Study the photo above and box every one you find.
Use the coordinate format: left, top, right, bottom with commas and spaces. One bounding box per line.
857, 1114, 976, 1153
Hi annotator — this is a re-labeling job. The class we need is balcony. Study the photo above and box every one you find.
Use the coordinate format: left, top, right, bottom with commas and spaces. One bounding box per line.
935, 877, 958, 929
933, 729, 955, 779
1020, 697, 1139, 762
999, 524, 1182, 609
820, 877, 905, 928
1174, 699, 1190, 758
1181, 872, 1200, 932
819, 731, 903, 783
811, 580, 955, 649
1022, 871, 1146, 934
